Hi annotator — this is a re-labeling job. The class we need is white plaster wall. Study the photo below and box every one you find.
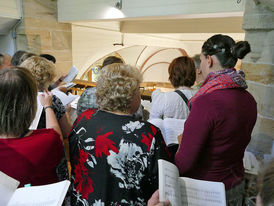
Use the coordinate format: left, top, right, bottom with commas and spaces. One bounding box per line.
58, 0, 244, 22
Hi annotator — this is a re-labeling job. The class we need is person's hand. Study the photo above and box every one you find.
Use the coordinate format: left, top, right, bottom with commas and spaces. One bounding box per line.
177, 134, 183, 145
147, 190, 171, 206
59, 74, 68, 82
66, 104, 71, 113
58, 86, 68, 93
39, 90, 53, 107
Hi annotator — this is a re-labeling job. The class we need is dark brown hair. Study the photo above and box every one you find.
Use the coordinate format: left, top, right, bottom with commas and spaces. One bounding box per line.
202, 34, 251, 68
0, 67, 37, 137
18, 52, 37, 66
102, 56, 123, 68
168, 56, 196, 88
11, 50, 27, 66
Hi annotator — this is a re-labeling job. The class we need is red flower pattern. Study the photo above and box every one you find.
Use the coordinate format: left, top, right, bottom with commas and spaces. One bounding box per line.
151, 125, 157, 135
76, 109, 96, 124
95, 131, 119, 157
74, 149, 94, 200
68, 109, 96, 136
141, 133, 153, 152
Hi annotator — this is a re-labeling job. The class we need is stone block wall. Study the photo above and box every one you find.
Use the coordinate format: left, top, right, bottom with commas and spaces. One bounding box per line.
15, 0, 72, 79
242, 0, 274, 161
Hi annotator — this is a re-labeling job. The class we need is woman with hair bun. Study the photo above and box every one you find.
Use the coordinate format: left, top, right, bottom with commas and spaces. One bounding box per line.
175, 34, 257, 206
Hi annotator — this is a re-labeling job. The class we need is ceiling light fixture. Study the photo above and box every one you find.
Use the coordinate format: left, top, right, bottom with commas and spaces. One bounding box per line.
115, 0, 122, 10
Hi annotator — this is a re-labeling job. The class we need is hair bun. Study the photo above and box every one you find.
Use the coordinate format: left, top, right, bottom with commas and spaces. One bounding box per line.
231, 41, 251, 59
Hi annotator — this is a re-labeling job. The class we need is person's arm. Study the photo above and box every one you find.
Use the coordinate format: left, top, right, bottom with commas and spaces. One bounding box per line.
143, 125, 172, 201
48, 75, 67, 90
39, 91, 63, 140
175, 96, 214, 175
59, 112, 72, 138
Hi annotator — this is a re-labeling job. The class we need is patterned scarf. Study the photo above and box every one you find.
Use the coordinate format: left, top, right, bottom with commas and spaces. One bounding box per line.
188, 68, 247, 109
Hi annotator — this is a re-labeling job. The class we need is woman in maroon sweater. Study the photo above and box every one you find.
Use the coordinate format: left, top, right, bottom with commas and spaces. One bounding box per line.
0, 67, 68, 187
175, 34, 257, 206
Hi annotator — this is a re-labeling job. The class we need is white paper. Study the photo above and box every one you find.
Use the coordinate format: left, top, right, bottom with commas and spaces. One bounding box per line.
7, 180, 70, 206
51, 89, 79, 106
0, 172, 20, 206
29, 92, 43, 130
158, 159, 226, 206
64, 66, 78, 83
148, 118, 185, 145
158, 159, 182, 206
70, 96, 80, 109
64, 82, 76, 89
179, 177, 226, 206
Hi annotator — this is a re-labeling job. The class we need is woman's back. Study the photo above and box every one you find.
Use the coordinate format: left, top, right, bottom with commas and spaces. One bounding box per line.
150, 89, 196, 119
69, 109, 170, 205
175, 88, 257, 189
0, 129, 65, 187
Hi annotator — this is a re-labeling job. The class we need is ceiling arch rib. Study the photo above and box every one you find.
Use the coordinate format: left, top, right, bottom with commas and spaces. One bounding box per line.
139, 48, 188, 72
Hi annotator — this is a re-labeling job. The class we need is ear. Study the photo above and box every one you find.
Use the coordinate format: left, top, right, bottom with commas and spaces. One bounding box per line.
207, 55, 213, 68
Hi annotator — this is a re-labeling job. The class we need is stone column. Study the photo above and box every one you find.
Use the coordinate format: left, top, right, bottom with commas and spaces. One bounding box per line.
15, 0, 72, 77
242, 0, 274, 162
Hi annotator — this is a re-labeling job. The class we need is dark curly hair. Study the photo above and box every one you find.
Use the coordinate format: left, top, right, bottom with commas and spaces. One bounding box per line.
168, 56, 196, 88
202, 34, 251, 68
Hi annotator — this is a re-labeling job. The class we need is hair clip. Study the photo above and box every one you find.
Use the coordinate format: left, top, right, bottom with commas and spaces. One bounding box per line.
213, 45, 218, 49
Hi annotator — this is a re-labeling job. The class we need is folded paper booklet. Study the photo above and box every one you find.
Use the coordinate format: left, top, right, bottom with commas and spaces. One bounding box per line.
158, 159, 226, 206
51, 88, 79, 106
0, 171, 70, 206
64, 66, 78, 83
148, 118, 186, 145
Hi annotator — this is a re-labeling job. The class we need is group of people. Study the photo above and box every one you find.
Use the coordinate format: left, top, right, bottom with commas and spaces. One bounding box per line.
0, 34, 272, 206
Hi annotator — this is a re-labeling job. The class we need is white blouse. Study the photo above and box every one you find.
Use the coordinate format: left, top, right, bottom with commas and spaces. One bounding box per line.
149, 88, 197, 120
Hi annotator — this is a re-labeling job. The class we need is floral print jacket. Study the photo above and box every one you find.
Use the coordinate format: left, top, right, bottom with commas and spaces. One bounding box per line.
68, 109, 171, 206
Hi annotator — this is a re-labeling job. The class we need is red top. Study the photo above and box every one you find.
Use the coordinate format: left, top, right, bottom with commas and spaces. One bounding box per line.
175, 89, 257, 190
0, 129, 64, 187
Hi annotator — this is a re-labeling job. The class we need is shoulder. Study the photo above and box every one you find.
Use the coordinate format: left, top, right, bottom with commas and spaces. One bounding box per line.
31, 128, 61, 141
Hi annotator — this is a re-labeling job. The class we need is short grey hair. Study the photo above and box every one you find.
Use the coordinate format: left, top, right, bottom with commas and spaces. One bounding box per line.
96, 63, 143, 113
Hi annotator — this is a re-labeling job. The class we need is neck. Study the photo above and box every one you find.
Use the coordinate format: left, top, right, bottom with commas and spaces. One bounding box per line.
102, 109, 131, 116
176, 86, 192, 90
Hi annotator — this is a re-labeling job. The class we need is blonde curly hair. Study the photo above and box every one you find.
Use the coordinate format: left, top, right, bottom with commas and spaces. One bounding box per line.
20, 56, 56, 90
96, 63, 143, 113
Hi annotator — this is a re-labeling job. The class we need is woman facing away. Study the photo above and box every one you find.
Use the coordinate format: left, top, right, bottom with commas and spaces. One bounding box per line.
149, 56, 196, 120
68, 63, 171, 206
175, 34, 257, 206
20, 56, 71, 137
0, 67, 68, 187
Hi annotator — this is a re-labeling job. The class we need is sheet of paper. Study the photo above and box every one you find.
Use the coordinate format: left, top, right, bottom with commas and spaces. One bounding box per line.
162, 118, 185, 145
51, 89, 79, 106
0, 171, 20, 206
158, 159, 181, 206
29, 92, 43, 130
64, 82, 76, 89
64, 66, 78, 83
149, 118, 185, 145
7, 180, 70, 206
179, 177, 226, 206
70, 96, 80, 109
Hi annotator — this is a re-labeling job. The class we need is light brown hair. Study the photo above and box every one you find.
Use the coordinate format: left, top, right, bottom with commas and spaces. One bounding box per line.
0, 67, 37, 137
